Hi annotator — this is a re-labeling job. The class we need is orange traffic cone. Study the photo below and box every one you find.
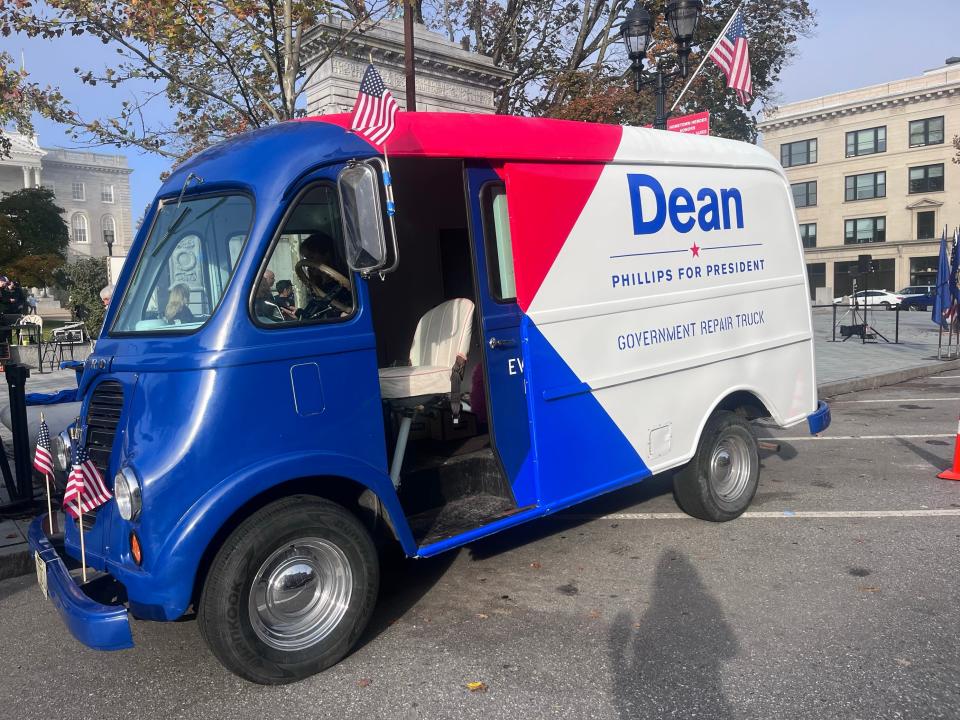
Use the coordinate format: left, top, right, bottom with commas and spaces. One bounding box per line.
938, 414, 960, 481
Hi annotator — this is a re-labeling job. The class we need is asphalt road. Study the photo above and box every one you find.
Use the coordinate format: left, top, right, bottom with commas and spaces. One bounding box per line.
2, 374, 960, 719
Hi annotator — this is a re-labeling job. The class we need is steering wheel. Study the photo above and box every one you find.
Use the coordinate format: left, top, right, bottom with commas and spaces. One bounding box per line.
294, 260, 351, 315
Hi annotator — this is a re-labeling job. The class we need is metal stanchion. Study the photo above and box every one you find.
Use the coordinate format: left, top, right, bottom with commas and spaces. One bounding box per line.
2, 363, 34, 507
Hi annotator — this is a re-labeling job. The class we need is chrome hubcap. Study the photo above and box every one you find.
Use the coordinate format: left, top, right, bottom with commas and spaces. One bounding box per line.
248, 538, 353, 651
709, 434, 752, 503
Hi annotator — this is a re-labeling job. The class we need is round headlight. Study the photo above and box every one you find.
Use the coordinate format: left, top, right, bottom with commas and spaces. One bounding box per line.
55, 432, 70, 471
114, 466, 142, 521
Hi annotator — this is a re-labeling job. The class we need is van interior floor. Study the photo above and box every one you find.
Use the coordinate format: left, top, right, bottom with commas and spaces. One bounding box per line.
397, 437, 519, 546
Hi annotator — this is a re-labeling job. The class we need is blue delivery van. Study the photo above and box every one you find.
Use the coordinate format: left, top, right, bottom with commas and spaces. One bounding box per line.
29, 113, 830, 684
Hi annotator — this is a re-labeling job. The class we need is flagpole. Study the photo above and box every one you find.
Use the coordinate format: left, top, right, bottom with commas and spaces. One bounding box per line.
670, 3, 743, 112
79, 501, 87, 583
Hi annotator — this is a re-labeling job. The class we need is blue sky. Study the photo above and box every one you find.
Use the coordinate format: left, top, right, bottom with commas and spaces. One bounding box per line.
11, 0, 960, 218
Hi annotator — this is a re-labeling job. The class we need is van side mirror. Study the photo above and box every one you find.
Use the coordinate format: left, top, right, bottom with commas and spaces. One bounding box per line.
337, 164, 388, 273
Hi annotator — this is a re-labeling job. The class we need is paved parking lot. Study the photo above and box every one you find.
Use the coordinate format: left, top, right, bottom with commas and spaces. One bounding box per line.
1, 373, 959, 719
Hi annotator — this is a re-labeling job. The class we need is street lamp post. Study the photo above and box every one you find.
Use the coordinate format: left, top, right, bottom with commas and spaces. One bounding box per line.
621, 0, 703, 130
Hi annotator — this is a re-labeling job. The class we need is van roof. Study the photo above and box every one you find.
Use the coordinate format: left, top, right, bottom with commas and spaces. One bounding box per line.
308, 112, 782, 172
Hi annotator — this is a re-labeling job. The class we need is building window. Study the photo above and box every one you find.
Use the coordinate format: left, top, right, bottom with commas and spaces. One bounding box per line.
845, 171, 886, 201
71, 182, 85, 201
917, 211, 936, 240
102, 215, 117, 249
844, 216, 886, 245
846, 126, 886, 157
910, 256, 939, 286
909, 164, 944, 194
799, 223, 817, 249
792, 181, 817, 208
806, 262, 826, 301
100, 184, 115, 203
909, 116, 944, 147
71, 214, 89, 243
780, 139, 817, 168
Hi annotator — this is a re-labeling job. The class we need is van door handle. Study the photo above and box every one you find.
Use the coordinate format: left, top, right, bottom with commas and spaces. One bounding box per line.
488, 337, 516, 350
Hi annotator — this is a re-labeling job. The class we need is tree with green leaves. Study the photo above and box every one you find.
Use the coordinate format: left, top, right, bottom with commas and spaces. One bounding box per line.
0, 187, 69, 287
53, 257, 109, 336
426, 0, 814, 142
1, 0, 394, 162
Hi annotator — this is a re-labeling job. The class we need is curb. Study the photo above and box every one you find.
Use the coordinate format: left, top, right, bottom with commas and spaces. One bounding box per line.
0, 544, 33, 582
818, 358, 960, 398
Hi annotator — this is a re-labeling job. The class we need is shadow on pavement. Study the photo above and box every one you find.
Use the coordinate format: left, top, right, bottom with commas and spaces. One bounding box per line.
896, 437, 950, 471
608, 549, 738, 719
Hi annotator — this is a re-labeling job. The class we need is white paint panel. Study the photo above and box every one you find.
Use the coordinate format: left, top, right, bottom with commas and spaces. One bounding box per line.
527, 155, 816, 472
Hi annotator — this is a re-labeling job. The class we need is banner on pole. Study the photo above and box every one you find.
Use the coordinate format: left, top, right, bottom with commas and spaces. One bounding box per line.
666, 111, 710, 136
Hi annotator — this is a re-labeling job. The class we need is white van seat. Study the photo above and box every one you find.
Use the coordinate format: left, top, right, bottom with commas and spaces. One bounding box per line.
378, 298, 474, 487
378, 298, 474, 399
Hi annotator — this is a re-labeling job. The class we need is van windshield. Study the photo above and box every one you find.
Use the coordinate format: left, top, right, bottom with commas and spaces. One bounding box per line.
112, 194, 253, 334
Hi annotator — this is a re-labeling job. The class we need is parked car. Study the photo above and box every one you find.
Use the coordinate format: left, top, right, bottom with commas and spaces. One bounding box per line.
898, 285, 935, 311
833, 289, 904, 309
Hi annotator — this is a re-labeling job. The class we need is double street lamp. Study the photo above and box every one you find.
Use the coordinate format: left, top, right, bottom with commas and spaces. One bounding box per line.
620, 0, 703, 130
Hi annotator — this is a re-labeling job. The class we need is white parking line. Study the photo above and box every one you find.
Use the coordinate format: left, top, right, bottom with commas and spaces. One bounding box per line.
931, 376, 960, 379
831, 398, 957, 404
563, 509, 960, 521
759, 433, 953, 441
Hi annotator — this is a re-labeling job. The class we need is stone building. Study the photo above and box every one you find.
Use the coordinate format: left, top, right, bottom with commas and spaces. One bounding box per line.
0, 132, 134, 260
301, 18, 513, 115
759, 59, 960, 299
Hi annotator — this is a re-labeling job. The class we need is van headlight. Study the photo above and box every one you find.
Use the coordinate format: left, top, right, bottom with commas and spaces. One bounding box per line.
114, 466, 142, 521
55, 431, 71, 471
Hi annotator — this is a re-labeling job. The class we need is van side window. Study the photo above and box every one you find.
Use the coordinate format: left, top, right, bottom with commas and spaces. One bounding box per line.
481, 185, 517, 302
252, 183, 355, 327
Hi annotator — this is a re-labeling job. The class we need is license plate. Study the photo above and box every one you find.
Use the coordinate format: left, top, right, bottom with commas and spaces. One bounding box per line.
34, 552, 48, 599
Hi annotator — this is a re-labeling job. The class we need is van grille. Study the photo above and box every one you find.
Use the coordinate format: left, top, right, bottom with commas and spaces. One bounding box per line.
85, 380, 124, 476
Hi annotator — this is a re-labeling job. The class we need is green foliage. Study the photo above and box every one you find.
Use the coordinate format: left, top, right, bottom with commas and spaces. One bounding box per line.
543, 0, 816, 142
0, 187, 70, 261
53, 258, 109, 337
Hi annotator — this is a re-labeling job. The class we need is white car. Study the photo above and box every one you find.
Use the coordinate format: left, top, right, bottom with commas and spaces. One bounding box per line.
833, 289, 904, 309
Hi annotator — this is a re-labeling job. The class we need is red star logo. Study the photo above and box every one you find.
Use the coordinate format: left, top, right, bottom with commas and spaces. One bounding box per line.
690, 242, 701, 258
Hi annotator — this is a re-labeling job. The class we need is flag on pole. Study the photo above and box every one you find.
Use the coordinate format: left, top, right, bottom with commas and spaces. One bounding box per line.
932, 229, 952, 327
62, 441, 111, 519
708, 7, 753, 104
350, 64, 400, 147
33, 417, 54, 476
951, 228, 960, 307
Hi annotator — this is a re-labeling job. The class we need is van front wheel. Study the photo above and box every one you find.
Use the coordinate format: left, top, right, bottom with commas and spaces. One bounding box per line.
198, 495, 379, 684
672, 412, 759, 522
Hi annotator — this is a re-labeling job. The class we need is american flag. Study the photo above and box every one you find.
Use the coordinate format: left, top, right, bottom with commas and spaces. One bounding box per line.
62, 439, 112, 519
350, 64, 399, 147
709, 7, 753, 105
33, 417, 54, 476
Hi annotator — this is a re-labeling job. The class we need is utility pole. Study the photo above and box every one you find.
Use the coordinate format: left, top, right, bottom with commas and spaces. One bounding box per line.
403, 0, 417, 111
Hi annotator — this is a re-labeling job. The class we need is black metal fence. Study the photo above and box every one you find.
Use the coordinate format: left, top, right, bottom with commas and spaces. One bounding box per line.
812, 302, 902, 344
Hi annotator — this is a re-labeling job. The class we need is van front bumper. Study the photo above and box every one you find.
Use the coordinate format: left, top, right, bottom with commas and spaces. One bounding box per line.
807, 401, 831, 435
27, 515, 134, 651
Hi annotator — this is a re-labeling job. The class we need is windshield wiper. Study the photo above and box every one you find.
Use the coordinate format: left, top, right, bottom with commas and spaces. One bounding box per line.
151, 206, 192, 257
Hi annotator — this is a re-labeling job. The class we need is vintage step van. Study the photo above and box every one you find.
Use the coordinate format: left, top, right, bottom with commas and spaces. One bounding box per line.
29, 112, 830, 683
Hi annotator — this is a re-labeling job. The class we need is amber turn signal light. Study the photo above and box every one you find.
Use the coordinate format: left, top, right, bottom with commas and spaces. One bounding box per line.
130, 532, 143, 566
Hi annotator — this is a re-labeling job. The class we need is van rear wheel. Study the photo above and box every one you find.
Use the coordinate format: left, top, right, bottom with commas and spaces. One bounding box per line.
198, 495, 379, 684
672, 411, 759, 522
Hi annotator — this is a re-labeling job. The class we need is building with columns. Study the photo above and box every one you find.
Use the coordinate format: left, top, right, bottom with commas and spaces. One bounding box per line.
0, 132, 134, 260
300, 18, 513, 115
759, 59, 960, 300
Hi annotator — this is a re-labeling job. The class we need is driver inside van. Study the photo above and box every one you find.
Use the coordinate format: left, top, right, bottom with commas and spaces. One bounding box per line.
294, 233, 353, 321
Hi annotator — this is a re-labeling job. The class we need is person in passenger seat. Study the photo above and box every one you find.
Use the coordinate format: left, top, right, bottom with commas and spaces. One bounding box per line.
294, 233, 353, 321
254, 269, 284, 323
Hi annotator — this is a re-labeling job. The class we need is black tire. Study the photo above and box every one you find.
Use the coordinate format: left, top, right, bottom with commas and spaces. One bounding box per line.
198, 495, 379, 684
881, 302, 891, 310
672, 411, 759, 522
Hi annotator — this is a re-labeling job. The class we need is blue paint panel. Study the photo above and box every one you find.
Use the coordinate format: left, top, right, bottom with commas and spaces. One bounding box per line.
465, 164, 537, 507
523, 318, 651, 506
